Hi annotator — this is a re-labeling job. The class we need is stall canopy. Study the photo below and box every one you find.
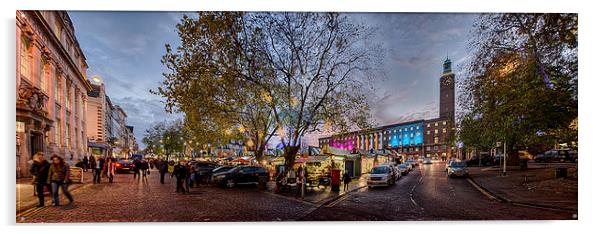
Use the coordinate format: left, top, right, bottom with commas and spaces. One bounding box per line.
306, 155, 329, 163
321, 145, 352, 156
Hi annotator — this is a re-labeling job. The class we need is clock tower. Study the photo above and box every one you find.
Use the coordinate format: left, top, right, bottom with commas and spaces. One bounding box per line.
439, 57, 455, 123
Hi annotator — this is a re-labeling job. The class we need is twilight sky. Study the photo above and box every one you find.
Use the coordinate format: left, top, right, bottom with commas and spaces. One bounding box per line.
68, 12, 476, 148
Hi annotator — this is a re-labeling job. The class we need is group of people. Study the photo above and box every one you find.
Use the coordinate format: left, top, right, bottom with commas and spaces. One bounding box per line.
30, 152, 74, 207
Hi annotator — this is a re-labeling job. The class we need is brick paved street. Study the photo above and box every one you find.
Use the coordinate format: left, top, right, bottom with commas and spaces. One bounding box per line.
17, 170, 316, 223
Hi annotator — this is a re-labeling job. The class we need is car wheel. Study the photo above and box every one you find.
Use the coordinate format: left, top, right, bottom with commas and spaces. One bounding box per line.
226, 179, 236, 188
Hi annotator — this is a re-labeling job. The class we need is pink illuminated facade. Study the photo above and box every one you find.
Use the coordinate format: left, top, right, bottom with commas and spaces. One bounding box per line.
16, 10, 92, 177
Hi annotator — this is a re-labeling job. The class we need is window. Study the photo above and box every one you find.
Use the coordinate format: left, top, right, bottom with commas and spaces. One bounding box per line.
427, 130, 430, 135
435, 129, 439, 134
410, 133, 413, 137
65, 84, 71, 111
434, 146, 439, 151
427, 124, 430, 128
19, 43, 30, 79
55, 74, 62, 102
66, 119, 70, 149
54, 119, 60, 145
40, 62, 48, 92
443, 121, 447, 126
404, 128, 408, 131
54, 17, 62, 41
435, 122, 439, 127
410, 127, 414, 131
434, 137, 439, 144
426, 146, 431, 151
443, 128, 447, 133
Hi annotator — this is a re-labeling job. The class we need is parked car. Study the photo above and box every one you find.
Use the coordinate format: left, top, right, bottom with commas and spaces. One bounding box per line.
193, 162, 219, 184
212, 165, 269, 188
447, 160, 469, 178
534, 149, 575, 163
407, 159, 418, 166
210, 166, 235, 183
381, 163, 399, 180
418, 156, 425, 163
397, 164, 409, 175
404, 161, 413, 170
367, 165, 396, 188
115, 160, 134, 173
467, 154, 495, 167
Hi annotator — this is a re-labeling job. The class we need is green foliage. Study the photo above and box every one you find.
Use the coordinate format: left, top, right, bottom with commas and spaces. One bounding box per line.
459, 13, 577, 154
155, 12, 382, 169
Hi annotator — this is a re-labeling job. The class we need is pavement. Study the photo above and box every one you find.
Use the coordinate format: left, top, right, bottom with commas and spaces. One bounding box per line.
265, 174, 368, 205
15, 162, 577, 222
16, 169, 95, 214
467, 165, 578, 212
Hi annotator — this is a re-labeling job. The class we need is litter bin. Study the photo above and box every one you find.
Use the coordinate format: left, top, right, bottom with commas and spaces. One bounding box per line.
258, 176, 268, 190
555, 167, 568, 178
519, 159, 528, 170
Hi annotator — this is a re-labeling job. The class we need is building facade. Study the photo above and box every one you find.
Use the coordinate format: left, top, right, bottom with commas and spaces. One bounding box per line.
16, 10, 92, 177
85, 81, 112, 158
319, 58, 456, 159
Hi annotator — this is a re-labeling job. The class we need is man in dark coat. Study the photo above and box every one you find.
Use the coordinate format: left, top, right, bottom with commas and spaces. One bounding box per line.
92, 156, 105, 184
30, 152, 51, 207
158, 159, 168, 184
82, 155, 89, 172
172, 161, 188, 194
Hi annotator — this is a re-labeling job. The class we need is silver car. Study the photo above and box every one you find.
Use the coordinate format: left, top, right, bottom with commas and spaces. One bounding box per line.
447, 160, 469, 178
367, 166, 396, 188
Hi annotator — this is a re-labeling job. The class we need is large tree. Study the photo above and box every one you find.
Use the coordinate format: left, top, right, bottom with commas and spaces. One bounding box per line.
459, 13, 577, 163
157, 12, 381, 170
157, 12, 279, 163
142, 120, 186, 160
249, 13, 381, 170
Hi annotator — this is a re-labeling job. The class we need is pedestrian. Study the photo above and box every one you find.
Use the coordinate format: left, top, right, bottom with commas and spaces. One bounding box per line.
138, 160, 149, 180
92, 156, 105, 184
172, 160, 188, 194
133, 159, 142, 179
82, 155, 89, 172
343, 171, 351, 191
105, 158, 116, 183
47, 154, 74, 206
158, 159, 168, 184
30, 152, 51, 207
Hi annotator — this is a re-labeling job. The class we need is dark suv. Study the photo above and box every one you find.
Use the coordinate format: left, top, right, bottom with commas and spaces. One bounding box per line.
193, 162, 218, 184
534, 149, 576, 163
212, 166, 269, 188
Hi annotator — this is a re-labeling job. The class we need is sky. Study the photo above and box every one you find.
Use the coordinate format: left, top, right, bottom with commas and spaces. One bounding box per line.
68, 12, 477, 148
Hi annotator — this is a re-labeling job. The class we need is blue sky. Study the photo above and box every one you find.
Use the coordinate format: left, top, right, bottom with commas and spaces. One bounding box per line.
68, 12, 476, 148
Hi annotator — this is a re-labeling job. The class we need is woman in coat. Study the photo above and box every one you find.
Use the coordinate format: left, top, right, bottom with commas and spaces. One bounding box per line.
47, 155, 74, 206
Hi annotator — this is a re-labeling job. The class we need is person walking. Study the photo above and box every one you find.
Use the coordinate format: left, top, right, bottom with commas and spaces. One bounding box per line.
172, 160, 188, 194
133, 159, 142, 179
47, 155, 74, 206
141, 160, 150, 179
158, 159, 168, 184
343, 171, 351, 191
105, 158, 116, 183
93, 156, 105, 184
30, 152, 51, 207
82, 155, 89, 172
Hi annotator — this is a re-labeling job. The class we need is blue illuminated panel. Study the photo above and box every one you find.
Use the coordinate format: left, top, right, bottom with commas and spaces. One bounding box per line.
385, 122, 424, 147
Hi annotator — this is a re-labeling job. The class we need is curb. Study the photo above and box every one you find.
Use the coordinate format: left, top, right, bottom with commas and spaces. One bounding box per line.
466, 175, 577, 213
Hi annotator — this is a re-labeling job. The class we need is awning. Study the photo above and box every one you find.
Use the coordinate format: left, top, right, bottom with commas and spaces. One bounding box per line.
346, 154, 361, 160
306, 155, 329, 163
321, 145, 351, 156
294, 157, 309, 163
88, 142, 109, 149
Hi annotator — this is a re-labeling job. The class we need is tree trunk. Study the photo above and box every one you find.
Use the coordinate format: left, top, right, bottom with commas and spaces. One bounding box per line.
255, 144, 266, 165
283, 145, 300, 172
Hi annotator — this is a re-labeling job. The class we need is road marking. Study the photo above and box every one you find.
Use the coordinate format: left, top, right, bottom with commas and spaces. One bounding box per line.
409, 167, 424, 209
465, 177, 501, 202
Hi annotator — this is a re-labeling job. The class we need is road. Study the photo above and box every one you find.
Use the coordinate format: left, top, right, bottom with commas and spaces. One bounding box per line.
301, 161, 576, 221
17, 161, 575, 222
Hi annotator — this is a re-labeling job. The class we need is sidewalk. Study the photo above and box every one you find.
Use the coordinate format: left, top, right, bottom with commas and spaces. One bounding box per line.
468, 166, 577, 211
16, 170, 95, 214
266, 174, 368, 205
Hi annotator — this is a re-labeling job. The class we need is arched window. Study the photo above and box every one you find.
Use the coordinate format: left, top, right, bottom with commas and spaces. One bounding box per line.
19, 35, 31, 80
